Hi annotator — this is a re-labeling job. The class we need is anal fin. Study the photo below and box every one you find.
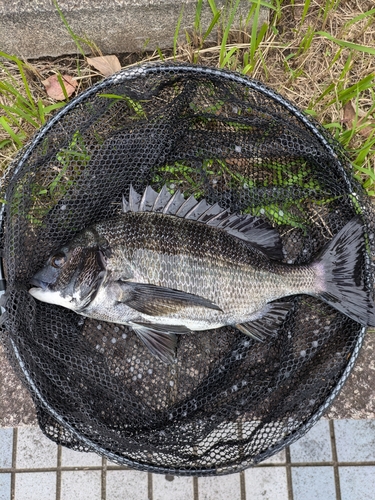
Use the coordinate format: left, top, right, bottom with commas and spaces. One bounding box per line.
131, 322, 191, 364
236, 301, 292, 342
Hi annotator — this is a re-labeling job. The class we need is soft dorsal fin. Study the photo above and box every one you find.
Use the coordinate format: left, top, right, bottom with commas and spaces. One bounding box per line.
123, 185, 283, 260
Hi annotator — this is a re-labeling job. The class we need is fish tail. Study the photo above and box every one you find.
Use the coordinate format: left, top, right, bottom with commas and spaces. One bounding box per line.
314, 217, 375, 326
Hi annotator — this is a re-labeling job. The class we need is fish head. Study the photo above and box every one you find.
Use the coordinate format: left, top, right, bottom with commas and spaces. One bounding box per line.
29, 236, 107, 312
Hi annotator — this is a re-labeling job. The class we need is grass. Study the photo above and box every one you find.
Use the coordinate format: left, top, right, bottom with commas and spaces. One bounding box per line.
0, 0, 375, 202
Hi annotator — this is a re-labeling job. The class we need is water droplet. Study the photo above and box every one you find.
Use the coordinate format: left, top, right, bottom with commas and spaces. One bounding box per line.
312, 341, 318, 348
235, 145, 242, 153
60, 205, 67, 211
300, 350, 306, 357
111, 338, 116, 344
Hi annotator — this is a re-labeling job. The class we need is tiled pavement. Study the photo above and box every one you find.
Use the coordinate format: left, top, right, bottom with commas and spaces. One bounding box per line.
0, 419, 375, 499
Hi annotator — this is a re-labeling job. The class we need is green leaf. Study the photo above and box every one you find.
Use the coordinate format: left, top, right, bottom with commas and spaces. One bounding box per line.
316, 31, 375, 55
173, 5, 185, 58
202, 11, 221, 42
207, 0, 219, 16
221, 46, 239, 68
0, 103, 39, 128
219, 0, 241, 67
0, 116, 25, 147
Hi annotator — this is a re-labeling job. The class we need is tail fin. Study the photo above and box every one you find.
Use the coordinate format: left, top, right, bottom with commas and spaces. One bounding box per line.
316, 217, 375, 327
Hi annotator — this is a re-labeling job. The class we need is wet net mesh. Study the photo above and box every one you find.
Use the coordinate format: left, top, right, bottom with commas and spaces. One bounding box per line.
1, 63, 374, 475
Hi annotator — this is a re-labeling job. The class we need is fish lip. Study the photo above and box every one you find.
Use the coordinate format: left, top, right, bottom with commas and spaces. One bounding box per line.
30, 277, 48, 290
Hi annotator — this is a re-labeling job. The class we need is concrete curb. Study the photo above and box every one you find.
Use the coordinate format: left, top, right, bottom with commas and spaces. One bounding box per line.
0, 0, 268, 59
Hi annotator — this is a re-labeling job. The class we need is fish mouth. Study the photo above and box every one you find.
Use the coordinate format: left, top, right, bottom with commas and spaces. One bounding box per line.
30, 277, 49, 290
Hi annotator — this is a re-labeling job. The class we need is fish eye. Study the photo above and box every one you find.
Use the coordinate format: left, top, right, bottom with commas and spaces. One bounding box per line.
51, 253, 66, 268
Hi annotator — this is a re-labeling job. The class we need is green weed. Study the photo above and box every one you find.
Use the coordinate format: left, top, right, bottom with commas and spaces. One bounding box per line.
0, 52, 66, 154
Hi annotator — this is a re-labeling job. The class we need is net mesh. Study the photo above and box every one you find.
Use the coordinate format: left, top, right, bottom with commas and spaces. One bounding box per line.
1, 63, 374, 475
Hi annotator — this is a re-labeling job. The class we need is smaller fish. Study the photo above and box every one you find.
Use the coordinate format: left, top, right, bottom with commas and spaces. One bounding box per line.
29, 185, 375, 364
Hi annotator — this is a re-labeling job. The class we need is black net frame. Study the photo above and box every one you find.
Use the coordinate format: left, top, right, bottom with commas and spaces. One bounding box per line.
0, 63, 373, 476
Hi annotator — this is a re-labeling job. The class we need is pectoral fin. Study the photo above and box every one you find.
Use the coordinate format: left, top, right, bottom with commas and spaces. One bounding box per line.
117, 281, 222, 316
236, 301, 292, 342
130, 322, 191, 364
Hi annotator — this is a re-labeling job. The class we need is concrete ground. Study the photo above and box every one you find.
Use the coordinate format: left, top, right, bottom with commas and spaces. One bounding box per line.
1, 419, 375, 499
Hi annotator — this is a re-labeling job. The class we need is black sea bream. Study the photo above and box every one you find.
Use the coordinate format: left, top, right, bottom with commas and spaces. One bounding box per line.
29, 185, 375, 363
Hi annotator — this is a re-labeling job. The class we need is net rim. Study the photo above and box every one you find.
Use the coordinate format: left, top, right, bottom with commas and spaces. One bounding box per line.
0, 62, 368, 475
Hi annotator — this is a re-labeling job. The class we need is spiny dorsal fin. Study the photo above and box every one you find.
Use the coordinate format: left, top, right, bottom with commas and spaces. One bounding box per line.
129, 185, 142, 212
123, 185, 283, 260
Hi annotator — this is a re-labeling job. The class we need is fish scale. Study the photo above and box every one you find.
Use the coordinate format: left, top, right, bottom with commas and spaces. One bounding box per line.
29, 186, 375, 364
97, 212, 304, 316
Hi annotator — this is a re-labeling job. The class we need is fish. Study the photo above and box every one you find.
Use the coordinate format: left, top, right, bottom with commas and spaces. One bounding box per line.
29, 185, 375, 364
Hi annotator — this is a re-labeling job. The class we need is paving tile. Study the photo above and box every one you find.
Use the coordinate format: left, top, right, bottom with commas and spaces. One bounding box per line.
290, 420, 332, 463
106, 470, 148, 500
15, 472, 56, 500
199, 473, 241, 500
245, 467, 288, 500
339, 466, 375, 500
334, 420, 375, 462
291, 466, 336, 500
17, 427, 58, 469
261, 448, 286, 464
61, 470, 101, 500
0, 473, 11, 500
61, 446, 102, 467
153, 474, 194, 500
0, 429, 13, 468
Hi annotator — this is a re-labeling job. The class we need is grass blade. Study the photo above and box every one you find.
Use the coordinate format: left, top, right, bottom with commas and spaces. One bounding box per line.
0, 103, 39, 129
15, 61, 36, 113
0, 80, 31, 108
344, 8, 375, 28
249, 0, 275, 10
0, 139, 12, 149
207, 0, 219, 16
250, 0, 262, 65
219, 0, 241, 67
56, 73, 70, 101
174, 5, 185, 58
0, 116, 25, 147
52, 0, 85, 56
221, 46, 239, 67
332, 74, 375, 105
301, 0, 311, 24
202, 11, 222, 43
317, 31, 375, 55
194, 0, 203, 32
